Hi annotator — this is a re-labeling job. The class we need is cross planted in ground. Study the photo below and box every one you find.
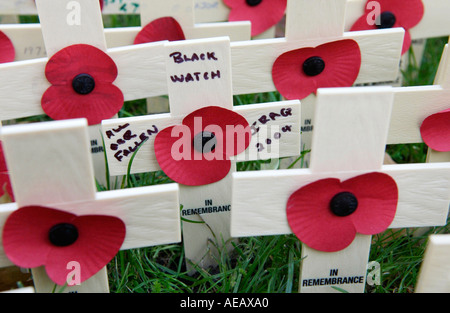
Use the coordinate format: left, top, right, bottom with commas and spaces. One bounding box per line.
0, 118, 181, 293
230, 86, 450, 293
0, 0, 168, 185
102, 36, 302, 271
230, 0, 405, 160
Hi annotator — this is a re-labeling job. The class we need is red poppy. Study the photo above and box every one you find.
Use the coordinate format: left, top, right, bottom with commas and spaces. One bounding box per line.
223, 0, 287, 37
272, 39, 361, 100
0, 31, 15, 63
154, 106, 251, 186
350, 0, 424, 55
2, 206, 126, 286
134, 17, 186, 44
41, 44, 124, 126
0, 142, 14, 201
286, 172, 398, 252
420, 108, 450, 152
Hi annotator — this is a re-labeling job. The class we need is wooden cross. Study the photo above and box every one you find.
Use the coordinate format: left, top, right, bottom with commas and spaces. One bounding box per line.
102, 36, 302, 271
344, 0, 450, 40
0, 118, 181, 293
387, 40, 450, 163
415, 234, 450, 293
345, 0, 450, 87
0, 0, 168, 186
0, 0, 250, 63
230, 86, 450, 293
229, 0, 405, 162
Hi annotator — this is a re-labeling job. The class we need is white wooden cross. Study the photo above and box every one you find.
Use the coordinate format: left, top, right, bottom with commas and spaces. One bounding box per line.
0, 0, 168, 186
344, 0, 450, 40
229, 0, 405, 164
345, 0, 450, 87
0, 118, 181, 293
387, 40, 450, 163
0, 0, 250, 64
415, 234, 450, 293
231, 86, 450, 293
102, 36, 301, 271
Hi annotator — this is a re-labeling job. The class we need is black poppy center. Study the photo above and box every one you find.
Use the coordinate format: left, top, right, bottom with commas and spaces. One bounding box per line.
193, 131, 217, 153
302, 56, 326, 77
246, 0, 263, 7
329, 192, 358, 217
376, 11, 396, 29
48, 223, 79, 247
72, 73, 96, 95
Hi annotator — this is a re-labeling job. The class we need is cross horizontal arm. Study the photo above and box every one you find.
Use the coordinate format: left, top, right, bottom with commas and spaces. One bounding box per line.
0, 41, 167, 121
101, 100, 301, 176
230, 28, 404, 95
230, 163, 450, 237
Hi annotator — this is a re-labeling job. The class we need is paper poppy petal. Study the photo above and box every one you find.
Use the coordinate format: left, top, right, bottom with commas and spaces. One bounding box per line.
41, 83, 124, 126
0, 31, 15, 63
342, 173, 398, 235
2, 206, 77, 269
45, 44, 118, 84
182, 106, 251, 157
134, 17, 186, 45
154, 125, 232, 186
45, 215, 125, 286
420, 108, 450, 152
224, 0, 287, 36
286, 178, 357, 252
272, 40, 361, 100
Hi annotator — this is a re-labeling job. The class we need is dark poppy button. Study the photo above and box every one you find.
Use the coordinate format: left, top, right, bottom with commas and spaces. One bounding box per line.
302, 56, 325, 76
376, 11, 396, 29
246, 0, 263, 7
329, 192, 358, 217
48, 223, 79, 247
72, 73, 96, 95
193, 131, 217, 153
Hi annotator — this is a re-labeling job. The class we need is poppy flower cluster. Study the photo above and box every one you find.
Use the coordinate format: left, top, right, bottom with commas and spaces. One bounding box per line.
350, 0, 424, 55
286, 172, 398, 252
41, 44, 124, 126
272, 39, 361, 100
154, 106, 251, 186
223, 0, 287, 37
2, 206, 126, 286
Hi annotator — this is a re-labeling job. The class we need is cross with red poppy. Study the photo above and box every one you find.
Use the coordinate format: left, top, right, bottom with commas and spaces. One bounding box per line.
345, 0, 450, 55
0, 0, 169, 186
102, 36, 302, 272
386, 40, 450, 163
0, 0, 251, 65
230, 0, 405, 163
231, 87, 450, 293
415, 234, 450, 293
0, 118, 181, 293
